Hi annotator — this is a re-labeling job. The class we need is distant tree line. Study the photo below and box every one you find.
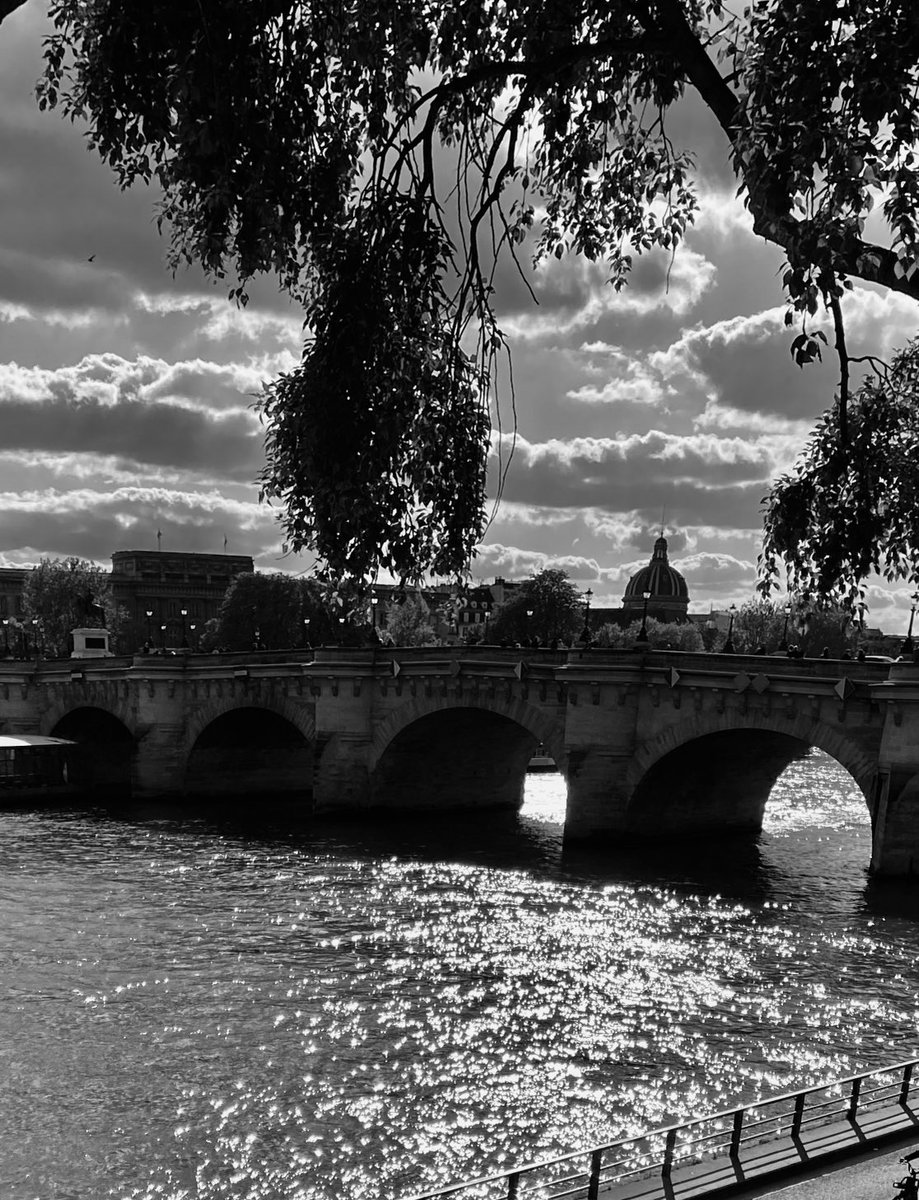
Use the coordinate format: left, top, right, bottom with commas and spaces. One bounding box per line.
7, 560, 871, 659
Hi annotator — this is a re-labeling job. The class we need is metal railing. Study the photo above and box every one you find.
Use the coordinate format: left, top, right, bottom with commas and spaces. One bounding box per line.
403, 1056, 919, 1200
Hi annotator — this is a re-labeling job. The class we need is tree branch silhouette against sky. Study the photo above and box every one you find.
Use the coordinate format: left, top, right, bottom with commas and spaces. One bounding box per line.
2, 1, 919, 623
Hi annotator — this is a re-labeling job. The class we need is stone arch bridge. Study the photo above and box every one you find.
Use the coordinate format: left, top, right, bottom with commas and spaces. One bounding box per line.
2, 646, 918, 877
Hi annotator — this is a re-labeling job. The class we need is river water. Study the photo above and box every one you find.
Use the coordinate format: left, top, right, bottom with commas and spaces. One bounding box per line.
1, 750, 918, 1200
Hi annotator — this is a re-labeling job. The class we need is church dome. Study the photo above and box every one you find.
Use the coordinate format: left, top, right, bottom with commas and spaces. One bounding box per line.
622, 535, 689, 617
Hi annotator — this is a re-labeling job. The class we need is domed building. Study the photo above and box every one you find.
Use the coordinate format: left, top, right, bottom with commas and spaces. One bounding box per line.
621, 534, 690, 622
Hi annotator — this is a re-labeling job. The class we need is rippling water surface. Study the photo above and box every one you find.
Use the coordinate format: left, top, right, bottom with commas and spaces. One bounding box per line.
1, 750, 918, 1200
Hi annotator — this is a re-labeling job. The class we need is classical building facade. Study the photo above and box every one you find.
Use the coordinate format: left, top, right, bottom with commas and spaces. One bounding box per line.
111, 550, 254, 646
0, 568, 27, 621
1, 551, 254, 652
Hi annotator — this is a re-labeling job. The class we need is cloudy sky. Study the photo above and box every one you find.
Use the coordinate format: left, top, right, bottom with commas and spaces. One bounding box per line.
1, 5, 918, 629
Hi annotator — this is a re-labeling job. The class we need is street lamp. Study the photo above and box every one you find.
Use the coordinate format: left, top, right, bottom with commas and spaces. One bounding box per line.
160, 622, 167, 652
637, 589, 651, 643
1, 617, 8, 658
145, 609, 153, 645
370, 591, 379, 630
781, 603, 792, 651
180, 607, 188, 648
189, 622, 197, 649
854, 601, 867, 657
303, 616, 311, 648
901, 591, 919, 655
526, 607, 534, 644
31, 617, 40, 659
723, 604, 737, 654
338, 615, 346, 645
796, 609, 812, 655
581, 589, 593, 645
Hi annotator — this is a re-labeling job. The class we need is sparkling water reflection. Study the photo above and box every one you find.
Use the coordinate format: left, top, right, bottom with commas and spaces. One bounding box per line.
1, 750, 918, 1200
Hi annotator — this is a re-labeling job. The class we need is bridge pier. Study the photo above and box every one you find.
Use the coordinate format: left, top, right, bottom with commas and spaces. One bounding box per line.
313, 731, 373, 810
311, 655, 376, 811
133, 722, 187, 799
562, 671, 638, 839
564, 750, 632, 839
871, 664, 919, 877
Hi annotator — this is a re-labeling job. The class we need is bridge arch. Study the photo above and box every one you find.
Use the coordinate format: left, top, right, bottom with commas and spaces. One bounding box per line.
368, 696, 565, 811
624, 711, 877, 836
46, 704, 136, 796
182, 699, 316, 801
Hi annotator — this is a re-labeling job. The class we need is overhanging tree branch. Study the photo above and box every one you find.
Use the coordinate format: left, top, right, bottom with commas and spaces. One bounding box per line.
33, 0, 919, 590
0, 0, 28, 26
648, 0, 919, 304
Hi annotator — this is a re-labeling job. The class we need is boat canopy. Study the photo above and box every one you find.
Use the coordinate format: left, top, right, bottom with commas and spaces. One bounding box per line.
0, 735, 75, 748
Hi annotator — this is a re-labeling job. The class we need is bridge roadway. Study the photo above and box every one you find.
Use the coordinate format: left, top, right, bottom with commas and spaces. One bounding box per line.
2, 644, 919, 876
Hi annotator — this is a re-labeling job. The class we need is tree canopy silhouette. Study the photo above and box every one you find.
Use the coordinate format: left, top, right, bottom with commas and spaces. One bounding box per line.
34, 0, 919, 593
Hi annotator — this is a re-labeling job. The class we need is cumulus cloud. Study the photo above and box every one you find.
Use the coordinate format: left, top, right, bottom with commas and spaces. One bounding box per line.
0, 487, 281, 568
498, 428, 774, 492
473, 542, 603, 585
497, 245, 718, 342
0, 354, 266, 481
135, 291, 302, 348
486, 501, 581, 529
565, 348, 669, 408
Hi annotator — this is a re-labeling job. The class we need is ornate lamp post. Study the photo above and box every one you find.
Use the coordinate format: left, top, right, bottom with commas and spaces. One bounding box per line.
302, 616, 311, 648
145, 609, 153, 646
180, 606, 188, 648
160, 622, 167, 652
370, 591, 379, 629
31, 617, 40, 659
781, 603, 792, 650
338, 615, 346, 644
581, 589, 593, 644
637, 589, 651, 643
723, 604, 737, 654
526, 607, 534, 643
901, 591, 919, 655
1, 617, 8, 658
189, 622, 197, 649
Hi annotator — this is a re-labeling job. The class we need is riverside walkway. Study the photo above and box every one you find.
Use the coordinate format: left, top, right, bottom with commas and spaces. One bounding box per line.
731, 1136, 919, 1200
404, 1057, 919, 1200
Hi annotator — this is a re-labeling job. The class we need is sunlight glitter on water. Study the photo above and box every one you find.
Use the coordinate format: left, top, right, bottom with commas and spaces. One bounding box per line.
0, 750, 917, 1200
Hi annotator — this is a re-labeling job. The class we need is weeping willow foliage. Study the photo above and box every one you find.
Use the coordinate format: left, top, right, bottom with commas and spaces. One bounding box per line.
761, 341, 919, 605
37, 0, 919, 587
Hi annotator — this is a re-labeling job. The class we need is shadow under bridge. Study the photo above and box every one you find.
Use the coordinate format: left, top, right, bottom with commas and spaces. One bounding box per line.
185, 707, 314, 802
370, 706, 548, 811
626, 728, 816, 836
50, 706, 135, 798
